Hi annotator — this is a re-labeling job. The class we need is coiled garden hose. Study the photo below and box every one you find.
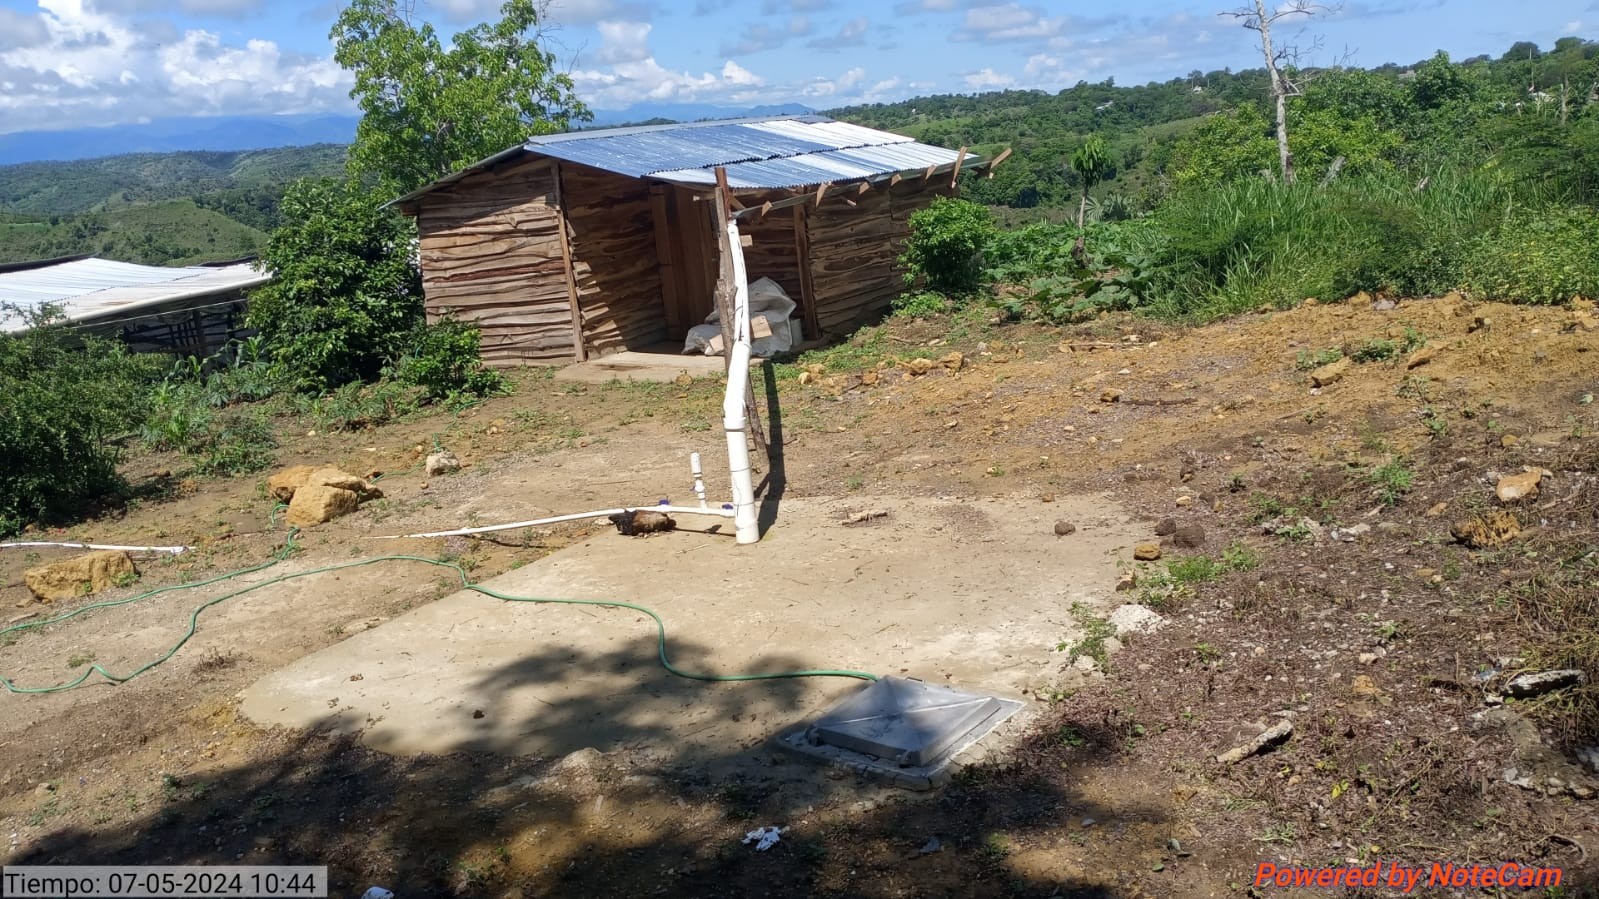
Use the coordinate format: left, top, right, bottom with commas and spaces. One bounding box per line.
0, 532, 878, 695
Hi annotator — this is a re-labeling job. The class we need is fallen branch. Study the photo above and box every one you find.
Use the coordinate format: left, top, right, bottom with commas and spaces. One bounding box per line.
842, 510, 890, 526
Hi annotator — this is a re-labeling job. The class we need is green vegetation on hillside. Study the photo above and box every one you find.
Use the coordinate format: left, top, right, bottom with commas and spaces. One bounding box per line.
0, 200, 268, 266
0, 145, 344, 266
884, 36, 1599, 322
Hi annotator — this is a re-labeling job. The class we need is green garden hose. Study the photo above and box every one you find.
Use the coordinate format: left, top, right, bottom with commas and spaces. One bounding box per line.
0, 533, 878, 695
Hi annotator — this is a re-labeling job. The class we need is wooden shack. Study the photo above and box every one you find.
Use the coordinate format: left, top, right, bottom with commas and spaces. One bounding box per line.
391, 116, 994, 367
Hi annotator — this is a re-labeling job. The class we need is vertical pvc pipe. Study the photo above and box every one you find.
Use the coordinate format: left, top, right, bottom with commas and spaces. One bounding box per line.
690, 452, 708, 510
724, 220, 760, 545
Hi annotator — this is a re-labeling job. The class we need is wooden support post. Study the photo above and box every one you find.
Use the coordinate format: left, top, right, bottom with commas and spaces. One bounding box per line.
551, 162, 587, 361
986, 147, 1012, 178
950, 145, 967, 188
793, 203, 820, 340
649, 184, 685, 336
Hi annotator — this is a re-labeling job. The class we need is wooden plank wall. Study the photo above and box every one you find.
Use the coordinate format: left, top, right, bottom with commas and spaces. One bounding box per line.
655, 186, 718, 338
805, 178, 955, 336
415, 157, 576, 367
737, 190, 805, 333
560, 163, 667, 356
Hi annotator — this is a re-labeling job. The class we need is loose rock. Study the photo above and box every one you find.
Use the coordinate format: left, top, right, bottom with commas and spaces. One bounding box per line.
267, 465, 318, 502
1308, 358, 1350, 387
1405, 346, 1435, 369
425, 451, 462, 476
1216, 720, 1293, 764
24, 550, 136, 602
1495, 469, 1542, 503
1504, 669, 1586, 699
1451, 510, 1521, 548
940, 351, 965, 371
1053, 521, 1077, 537
1133, 542, 1162, 561
1171, 524, 1206, 549
1153, 518, 1178, 536
1108, 603, 1164, 635
285, 485, 360, 527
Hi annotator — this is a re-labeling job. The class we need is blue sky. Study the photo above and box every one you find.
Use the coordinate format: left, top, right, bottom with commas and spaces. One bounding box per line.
0, 0, 1592, 134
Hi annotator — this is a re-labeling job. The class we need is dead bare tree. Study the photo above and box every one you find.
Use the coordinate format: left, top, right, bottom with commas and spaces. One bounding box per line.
1220, 0, 1339, 185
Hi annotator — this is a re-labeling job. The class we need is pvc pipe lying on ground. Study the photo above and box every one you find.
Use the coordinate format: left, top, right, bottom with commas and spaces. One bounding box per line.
0, 541, 189, 555
372, 504, 736, 540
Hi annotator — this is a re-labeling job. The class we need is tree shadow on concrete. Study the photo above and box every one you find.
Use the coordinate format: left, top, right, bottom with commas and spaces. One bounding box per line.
13, 632, 1165, 898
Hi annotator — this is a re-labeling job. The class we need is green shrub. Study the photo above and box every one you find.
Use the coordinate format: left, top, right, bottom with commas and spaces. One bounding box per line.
303, 379, 422, 431
0, 317, 165, 535
190, 411, 277, 476
901, 197, 996, 294
981, 219, 1158, 321
1465, 207, 1599, 304
247, 178, 423, 391
395, 319, 505, 401
890, 290, 951, 318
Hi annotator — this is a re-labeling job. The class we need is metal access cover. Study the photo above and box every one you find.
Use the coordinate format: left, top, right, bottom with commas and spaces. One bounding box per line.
804, 677, 1005, 767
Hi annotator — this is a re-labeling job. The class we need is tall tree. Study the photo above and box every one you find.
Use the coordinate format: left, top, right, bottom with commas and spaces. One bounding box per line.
1070, 136, 1112, 228
1221, 0, 1335, 184
332, 0, 590, 196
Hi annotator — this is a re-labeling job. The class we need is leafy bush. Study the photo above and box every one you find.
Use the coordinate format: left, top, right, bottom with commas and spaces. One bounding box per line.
0, 316, 165, 534
395, 319, 505, 401
890, 290, 951, 318
247, 178, 423, 391
301, 379, 422, 432
1465, 207, 1599, 305
901, 197, 997, 294
982, 219, 1158, 321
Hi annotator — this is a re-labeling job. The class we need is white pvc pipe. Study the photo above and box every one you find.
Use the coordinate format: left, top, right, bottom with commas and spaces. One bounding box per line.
723, 219, 761, 546
690, 452, 708, 510
372, 505, 735, 540
0, 541, 189, 555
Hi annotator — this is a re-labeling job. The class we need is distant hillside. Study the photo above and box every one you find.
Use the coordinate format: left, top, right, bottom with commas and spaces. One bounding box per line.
0, 145, 347, 217
0, 115, 359, 166
0, 200, 268, 267
587, 102, 814, 127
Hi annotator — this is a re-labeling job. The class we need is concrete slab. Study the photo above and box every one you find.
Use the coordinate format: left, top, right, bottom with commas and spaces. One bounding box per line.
239, 493, 1139, 769
553, 349, 737, 384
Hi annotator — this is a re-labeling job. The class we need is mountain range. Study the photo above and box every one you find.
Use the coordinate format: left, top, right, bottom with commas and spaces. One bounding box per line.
0, 103, 817, 165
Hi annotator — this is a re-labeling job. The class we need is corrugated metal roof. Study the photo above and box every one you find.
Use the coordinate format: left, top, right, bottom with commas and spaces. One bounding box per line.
391, 115, 978, 205
0, 257, 269, 333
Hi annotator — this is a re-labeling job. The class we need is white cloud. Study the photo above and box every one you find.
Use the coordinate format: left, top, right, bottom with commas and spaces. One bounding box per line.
963, 67, 1015, 89
1563, 19, 1583, 33
574, 22, 775, 107
808, 15, 868, 49
0, 0, 350, 134
429, 0, 644, 25
722, 16, 814, 56
956, 3, 1067, 45
594, 20, 651, 63
92, 0, 266, 13
894, 0, 960, 13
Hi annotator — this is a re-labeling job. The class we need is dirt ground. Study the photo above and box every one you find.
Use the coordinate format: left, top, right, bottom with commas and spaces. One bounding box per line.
2, 292, 1597, 898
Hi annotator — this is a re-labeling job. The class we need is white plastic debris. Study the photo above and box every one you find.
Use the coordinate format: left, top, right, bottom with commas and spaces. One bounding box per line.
360, 888, 395, 899
742, 826, 786, 851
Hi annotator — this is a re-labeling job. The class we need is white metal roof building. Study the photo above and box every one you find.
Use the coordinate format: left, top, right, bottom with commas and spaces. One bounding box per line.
0, 256, 269, 356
